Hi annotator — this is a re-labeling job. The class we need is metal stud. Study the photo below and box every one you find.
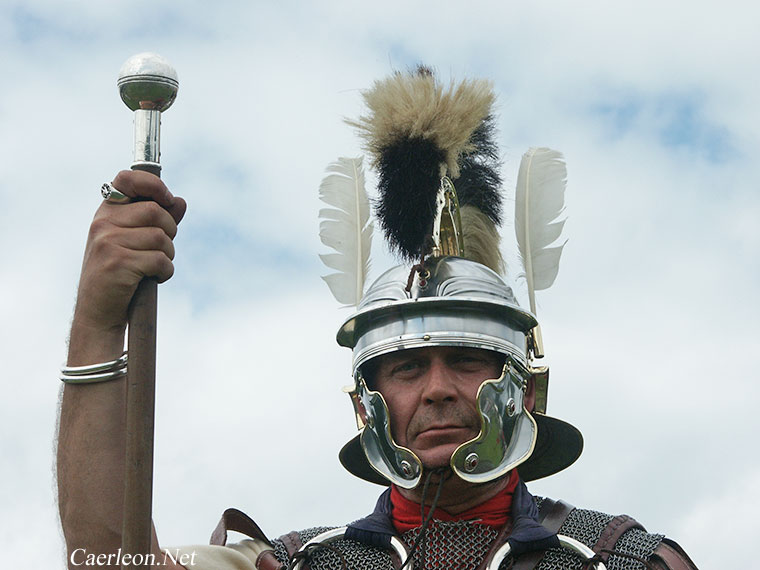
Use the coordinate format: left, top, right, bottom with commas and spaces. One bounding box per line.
506, 398, 516, 417
400, 460, 414, 478
464, 452, 479, 472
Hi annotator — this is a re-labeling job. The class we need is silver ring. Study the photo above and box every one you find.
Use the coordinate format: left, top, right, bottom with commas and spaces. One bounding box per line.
101, 182, 131, 204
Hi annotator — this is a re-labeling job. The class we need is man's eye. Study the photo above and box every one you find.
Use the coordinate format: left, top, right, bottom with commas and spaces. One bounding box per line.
392, 361, 419, 375
453, 356, 492, 370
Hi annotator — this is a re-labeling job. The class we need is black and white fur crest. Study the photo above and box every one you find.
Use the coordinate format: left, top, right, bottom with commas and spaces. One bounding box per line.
349, 67, 505, 270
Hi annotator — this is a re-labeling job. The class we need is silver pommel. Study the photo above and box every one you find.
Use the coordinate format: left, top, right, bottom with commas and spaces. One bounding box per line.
117, 53, 179, 173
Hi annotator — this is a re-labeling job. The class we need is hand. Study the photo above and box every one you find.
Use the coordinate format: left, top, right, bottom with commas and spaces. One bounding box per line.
70, 170, 187, 358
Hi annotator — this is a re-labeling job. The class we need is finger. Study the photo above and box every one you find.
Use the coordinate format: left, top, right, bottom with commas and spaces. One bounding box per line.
100, 200, 179, 240
166, 195, 187, 225
109, 226, 176, 261
111, 170, 175, 209
110, 170, 187, 224
137, 249, 175, 283
119, 247, 176, 284
88, 222, 177, 271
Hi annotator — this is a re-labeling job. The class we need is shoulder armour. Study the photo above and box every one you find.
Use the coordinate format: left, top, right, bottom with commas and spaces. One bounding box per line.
533, 496, 697, 570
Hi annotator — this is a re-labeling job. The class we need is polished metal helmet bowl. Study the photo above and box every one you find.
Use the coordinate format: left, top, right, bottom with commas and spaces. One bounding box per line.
337, 256, 583, 488
338, 257, 536, 372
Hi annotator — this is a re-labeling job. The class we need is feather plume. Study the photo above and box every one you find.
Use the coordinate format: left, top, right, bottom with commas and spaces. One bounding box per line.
318, 157, 373, 306
514, 148, 568, 315
456, 114, 503, 226
347, 67, 500, 261
348, 71, 495, 178
460, 205, 504, 274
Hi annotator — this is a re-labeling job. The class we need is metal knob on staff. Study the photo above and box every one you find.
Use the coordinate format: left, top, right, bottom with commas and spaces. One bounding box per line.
118, 53, 178, 175
117, 52, 178, 570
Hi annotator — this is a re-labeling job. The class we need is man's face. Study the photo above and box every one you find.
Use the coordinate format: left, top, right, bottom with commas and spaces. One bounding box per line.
373, 346, 503, 469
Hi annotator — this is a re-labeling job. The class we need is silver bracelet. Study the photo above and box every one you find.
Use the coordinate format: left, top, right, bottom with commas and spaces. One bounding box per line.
60, 352, 128, 384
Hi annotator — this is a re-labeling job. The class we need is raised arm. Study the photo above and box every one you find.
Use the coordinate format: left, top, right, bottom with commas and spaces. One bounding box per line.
57, 170, 187, 569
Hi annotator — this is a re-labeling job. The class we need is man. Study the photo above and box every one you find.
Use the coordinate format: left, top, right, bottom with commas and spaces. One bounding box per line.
57, 69, 698, 569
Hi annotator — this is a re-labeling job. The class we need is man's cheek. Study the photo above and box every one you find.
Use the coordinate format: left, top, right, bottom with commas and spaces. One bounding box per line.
389, 414, 408, 445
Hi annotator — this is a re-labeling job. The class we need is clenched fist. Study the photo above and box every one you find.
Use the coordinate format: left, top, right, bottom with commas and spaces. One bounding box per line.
68, 170, 186, 365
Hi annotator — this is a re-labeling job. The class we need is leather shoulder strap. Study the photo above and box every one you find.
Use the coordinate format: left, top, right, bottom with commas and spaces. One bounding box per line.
209, 509, 284, 570
592, 514, 645, 564
210, 507, 271, 546
537, 498, 575, 532
592, 514, 699, 570
511, 498, 575, 570
280, 530, 305, 559
476, 520, 513, 570
647, 538, 700, 570
210, 508, 285, 570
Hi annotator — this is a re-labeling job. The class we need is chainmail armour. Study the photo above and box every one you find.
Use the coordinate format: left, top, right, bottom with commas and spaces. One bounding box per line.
272, 526, 395, 569
271, 498, 665, 570
532, 498, 663, 570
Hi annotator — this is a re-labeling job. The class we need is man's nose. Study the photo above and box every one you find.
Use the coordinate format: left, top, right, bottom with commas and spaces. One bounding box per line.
422, 360, 458, 404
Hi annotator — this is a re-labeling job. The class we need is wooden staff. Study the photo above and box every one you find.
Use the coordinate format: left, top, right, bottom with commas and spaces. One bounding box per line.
116, 53, 179, 570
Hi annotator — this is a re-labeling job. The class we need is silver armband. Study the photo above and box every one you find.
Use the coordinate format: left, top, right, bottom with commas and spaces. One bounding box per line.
60, 352, 128, 384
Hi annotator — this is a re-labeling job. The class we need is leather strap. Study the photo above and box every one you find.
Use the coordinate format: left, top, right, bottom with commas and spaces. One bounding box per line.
389, 544, 404, 570
475, 520, 514, 570
592, 514, 644, 563
210, 508, 271, 546
280, 531, 306, 569
647, 538, 700, 570
256, 550, 285, 570
511, 498, 575, 570
538, 498, 576, 533
210, 508, 285, 570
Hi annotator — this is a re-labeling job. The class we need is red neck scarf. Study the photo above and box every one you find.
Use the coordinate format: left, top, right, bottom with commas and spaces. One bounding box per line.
390, 469, 520, 533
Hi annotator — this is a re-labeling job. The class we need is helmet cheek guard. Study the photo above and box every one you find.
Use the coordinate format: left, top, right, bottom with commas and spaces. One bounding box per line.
451, 357, 537, 483
349, 374, 422, 489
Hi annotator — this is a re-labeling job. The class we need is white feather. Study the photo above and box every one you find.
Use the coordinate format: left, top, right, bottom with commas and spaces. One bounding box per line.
514, 147, 568, 315
318, 157, 373, 306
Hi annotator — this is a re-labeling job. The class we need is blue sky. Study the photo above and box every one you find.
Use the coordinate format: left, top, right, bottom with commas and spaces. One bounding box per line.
590, 89, 735, 162
1, 1, 758, 568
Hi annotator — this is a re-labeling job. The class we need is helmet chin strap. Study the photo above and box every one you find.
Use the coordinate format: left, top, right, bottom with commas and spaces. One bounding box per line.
400, 467, 451, 570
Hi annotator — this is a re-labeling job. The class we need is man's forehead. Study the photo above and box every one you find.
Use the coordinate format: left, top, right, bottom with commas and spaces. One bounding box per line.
376, 345, 502, 364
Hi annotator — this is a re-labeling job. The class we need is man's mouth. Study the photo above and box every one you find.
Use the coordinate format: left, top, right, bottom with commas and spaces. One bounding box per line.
415, 425, 472, 442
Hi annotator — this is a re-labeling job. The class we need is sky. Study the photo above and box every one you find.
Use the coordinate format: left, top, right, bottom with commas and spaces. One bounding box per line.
1, 1, 758, 567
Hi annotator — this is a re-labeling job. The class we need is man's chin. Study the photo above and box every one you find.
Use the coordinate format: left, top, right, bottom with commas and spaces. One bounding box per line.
416, 445, 459, 470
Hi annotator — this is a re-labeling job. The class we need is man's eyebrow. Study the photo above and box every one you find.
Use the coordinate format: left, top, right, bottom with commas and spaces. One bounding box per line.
385, 354, 418, 365
451, 348, 489, 357
380, 353, 424, 370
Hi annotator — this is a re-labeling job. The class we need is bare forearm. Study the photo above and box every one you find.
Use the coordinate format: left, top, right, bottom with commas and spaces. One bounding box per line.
58, 323, 179, 568
57, 321, 128, 558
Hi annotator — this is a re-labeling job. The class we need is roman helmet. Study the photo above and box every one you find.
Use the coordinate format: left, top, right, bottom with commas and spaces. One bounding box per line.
318, 67, 582, 490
